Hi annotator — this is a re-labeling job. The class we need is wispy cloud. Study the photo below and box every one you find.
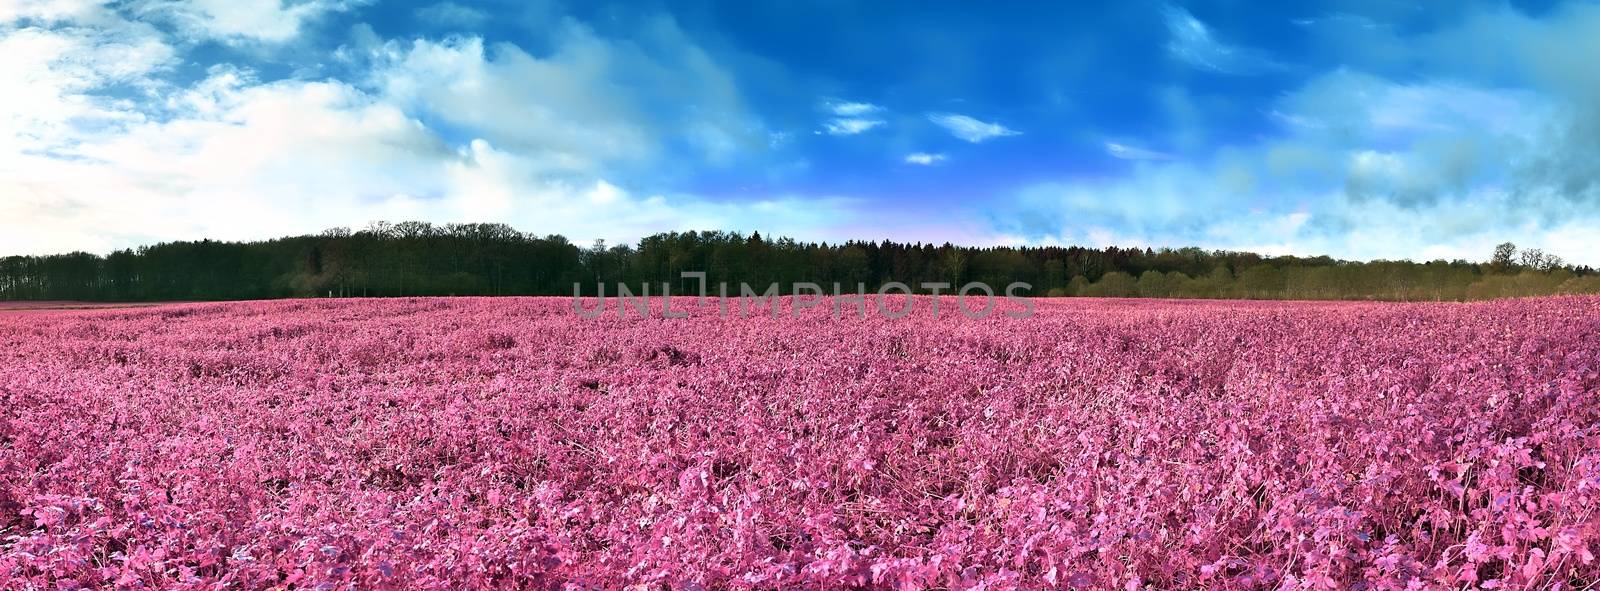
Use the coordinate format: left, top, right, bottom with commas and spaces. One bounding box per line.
151, 0, 374, 44
1161, 4, 1281, 74
820, 100, 885, 135
822, 118, 885, 135
415, 2, 488, 28
1292, 13, 1386, 31
1105, 142, 1174, 160
904, 152, 946, 165
827, 101, 880, 117
1267, 109, 1325, 130
927, 112, 1019, 143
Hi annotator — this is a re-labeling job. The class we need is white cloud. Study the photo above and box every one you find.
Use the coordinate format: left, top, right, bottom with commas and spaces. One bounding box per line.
993, 62, 1600, 265
2, 77, 424, 253
1280, 70, 1546, 141
1002, 171, 1519, 263
904, 152, 946, 165
1267, 109, 1324, 130
821, 118, 884, 135
363, 15, 768, 165
373, 34, 653, 171
0, 68, 859, 254
1, 0, 111, 23
0, 6, 860, 255
0, 13, 176, 161
1293, 14, 1385, 31
1105, 142, 1173, 160
826, 100, 880, 116
927, 112, 1019, 143
1160, 4, 1280, 74
143, 0, 372, 44
819, 99, 885, 135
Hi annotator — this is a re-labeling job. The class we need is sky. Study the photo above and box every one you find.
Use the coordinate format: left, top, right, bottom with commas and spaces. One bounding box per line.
3, 0, 1600, 264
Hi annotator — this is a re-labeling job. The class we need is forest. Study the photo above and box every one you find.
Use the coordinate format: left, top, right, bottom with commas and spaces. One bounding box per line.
2, 221, 1595, 302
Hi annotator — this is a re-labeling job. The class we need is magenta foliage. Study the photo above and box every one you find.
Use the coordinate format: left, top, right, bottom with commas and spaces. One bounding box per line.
1, 296, 1599, 589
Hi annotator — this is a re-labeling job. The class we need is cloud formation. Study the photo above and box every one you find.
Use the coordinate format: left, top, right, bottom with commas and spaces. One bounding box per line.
819, 100, 885, 136
1105, 142, 1174, 161
1161, 4, 1281, 74
926, 113, 1020, 143
992, 65, 1600, 263
0, 1, 864, 255
4, 1, 1600, 265
150, 0, 372, 44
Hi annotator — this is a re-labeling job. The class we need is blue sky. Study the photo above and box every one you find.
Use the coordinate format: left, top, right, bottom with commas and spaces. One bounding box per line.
4, 0, 1600, 264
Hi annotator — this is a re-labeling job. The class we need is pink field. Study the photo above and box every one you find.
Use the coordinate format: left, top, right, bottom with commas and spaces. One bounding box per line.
2, 297, 1598, 589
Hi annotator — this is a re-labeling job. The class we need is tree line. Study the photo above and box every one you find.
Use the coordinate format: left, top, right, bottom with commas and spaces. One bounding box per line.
1, 221, 1594, 302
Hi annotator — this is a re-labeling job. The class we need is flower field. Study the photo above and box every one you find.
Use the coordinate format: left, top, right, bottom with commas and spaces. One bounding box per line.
2, 296, 1599, 589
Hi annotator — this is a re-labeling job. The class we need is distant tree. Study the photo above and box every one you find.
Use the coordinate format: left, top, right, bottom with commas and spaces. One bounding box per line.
1136, 270, 1172, 298
836, 245, 870, 287
1085, 271, 1137, 297
1491, 242, 1518, 273
1066, 275, 1090, 297
1202, 266, 1236, 298
1237, 266, 1287, 299
1520, 248, 1545, 270
939, 247, 968, 286
0, 223, 1588, 303
1518, 248, 1564, 272
1544, 253, 1566, 272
